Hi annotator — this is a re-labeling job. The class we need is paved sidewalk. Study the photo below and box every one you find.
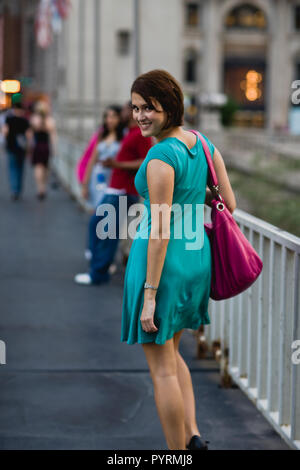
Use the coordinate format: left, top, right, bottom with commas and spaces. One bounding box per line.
0, 151, 291, 450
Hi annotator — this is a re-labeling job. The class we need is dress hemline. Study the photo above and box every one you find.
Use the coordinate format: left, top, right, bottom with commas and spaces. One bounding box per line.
120, 316, 211, 346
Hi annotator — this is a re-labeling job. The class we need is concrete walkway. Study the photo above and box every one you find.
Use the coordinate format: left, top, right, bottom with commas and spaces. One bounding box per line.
0, 150, 291, 450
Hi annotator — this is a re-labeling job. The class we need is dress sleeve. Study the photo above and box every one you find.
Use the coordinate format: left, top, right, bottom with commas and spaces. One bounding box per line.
145, 144, 177, 171
200, 133, 215, 160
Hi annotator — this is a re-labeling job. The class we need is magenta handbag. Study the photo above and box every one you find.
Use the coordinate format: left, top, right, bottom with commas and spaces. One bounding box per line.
190, 130, 263, 301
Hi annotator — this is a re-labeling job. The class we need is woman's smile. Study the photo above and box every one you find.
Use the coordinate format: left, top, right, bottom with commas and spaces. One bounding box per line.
139, 121, 152, 131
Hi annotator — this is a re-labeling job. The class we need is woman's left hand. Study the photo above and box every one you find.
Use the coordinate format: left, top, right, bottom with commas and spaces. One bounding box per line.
140, 298, 158, 333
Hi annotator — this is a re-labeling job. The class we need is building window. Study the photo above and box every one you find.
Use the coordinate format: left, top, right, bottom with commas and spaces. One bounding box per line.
225, 4, 267, 30
186, 2, 201, 27
117, 30, 130, 56
184, 94, 198, 125
224, 59, 265, 111
184, 50, 197, 83
295, 6, 300, 30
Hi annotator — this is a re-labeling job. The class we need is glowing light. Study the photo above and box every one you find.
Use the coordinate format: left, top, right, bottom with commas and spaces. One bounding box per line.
0, 92, 6, 106
246, 89, 258, 101
246, 70, 259, 83
1, 80, 21, 94
240, 70, 263, 102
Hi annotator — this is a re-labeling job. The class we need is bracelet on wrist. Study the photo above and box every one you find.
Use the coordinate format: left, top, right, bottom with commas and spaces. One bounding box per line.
144, 282, 158, 290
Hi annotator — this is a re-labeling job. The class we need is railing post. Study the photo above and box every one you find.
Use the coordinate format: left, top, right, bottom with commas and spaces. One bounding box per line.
291, 253, 300, 443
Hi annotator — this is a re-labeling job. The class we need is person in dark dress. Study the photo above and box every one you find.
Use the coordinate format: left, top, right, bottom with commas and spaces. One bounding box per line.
2, 102, 31, 201
29, 101, 57, 200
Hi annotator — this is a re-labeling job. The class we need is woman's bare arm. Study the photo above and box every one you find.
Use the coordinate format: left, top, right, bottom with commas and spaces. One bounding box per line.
205, 147, 236, 213
144, 159, 174, 301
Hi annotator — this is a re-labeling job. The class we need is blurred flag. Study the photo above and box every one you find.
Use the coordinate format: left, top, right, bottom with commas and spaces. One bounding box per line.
56, 0, 72, 19
35, 0, 52, 48
35, 0, 71, 48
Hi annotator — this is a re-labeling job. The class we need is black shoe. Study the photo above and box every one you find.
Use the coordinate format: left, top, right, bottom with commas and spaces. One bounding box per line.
11, 193, 20, 201
186, 435, 210, 450
37, 192, 46, 201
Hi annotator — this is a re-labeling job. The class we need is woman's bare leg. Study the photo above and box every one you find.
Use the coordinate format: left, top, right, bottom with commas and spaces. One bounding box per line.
173, 330, 201, 447
34, 164, 48, 195
142, 338, 186, 450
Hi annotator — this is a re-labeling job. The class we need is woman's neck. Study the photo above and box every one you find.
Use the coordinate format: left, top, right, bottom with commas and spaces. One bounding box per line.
102, 130, 117, 142
156, 126, 183, 142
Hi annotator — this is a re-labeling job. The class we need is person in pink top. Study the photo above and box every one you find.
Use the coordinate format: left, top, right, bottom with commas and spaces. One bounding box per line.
75, 101, 152, 285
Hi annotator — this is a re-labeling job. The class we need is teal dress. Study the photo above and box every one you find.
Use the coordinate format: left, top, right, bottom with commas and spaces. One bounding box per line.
120, 132, 215, 345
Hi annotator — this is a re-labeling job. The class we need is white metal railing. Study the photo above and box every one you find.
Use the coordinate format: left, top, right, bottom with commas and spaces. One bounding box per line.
53, 134, 85, 201
204, 205, 300, 450
55, 133, 300, 450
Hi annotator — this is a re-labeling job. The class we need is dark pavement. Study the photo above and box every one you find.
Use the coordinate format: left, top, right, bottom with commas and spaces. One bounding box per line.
0, 149, 291, 450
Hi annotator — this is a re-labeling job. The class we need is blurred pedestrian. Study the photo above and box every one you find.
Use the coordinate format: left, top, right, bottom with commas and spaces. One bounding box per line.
74, 101, 152, 285
0, 108, 10, 147
29, 101, 57, 200
120, 69, 236, 450
81, 105, 124, 209
2, 102, 31, 201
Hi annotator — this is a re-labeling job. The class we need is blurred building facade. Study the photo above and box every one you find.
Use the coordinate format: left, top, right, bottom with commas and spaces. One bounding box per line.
1, 0, 300, 133
0, 0, 59, 107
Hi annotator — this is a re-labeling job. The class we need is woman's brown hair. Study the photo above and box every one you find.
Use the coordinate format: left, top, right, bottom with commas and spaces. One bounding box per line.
130, 69, 184, 131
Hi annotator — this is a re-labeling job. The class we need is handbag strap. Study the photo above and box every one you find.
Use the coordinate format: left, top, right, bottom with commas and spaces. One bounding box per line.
190, 129, 224, 203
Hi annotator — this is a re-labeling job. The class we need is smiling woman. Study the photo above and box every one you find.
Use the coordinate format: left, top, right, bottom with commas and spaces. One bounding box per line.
130, 70, 184, 138
131, 96, 166, 140
120, 69, 235, 451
